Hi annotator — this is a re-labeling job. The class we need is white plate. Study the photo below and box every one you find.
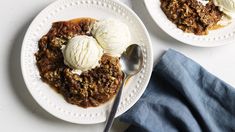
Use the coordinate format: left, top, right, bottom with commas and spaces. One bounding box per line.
144, 0, 235, 47
21, 0, 153, 124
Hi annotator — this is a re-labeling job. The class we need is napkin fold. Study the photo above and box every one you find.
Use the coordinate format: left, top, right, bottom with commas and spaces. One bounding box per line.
120, 49, 235, 132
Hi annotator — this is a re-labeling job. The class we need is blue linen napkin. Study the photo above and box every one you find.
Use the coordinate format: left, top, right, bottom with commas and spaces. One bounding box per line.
120, 49, 235, 132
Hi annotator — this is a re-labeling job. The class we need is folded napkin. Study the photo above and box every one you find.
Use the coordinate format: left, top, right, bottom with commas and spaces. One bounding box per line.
120, 49, 235, 132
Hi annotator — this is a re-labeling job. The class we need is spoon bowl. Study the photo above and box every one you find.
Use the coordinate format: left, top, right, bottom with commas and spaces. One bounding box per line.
120, 44, 143, 76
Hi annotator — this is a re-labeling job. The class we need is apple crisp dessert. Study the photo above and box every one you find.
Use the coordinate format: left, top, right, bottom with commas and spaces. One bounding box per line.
35, 18, 124, 108
160, 0, 223, 35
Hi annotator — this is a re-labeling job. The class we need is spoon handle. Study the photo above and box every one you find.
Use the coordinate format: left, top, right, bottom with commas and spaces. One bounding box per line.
103, 73, 126, 132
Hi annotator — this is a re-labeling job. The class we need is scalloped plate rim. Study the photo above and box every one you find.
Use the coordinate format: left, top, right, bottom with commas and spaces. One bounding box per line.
21, 0, 153, 124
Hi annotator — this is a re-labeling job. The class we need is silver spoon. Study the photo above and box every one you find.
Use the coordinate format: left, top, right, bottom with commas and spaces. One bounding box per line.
103, 44, 143, 132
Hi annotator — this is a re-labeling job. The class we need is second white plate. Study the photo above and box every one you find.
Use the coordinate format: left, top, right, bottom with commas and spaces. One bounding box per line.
144, 0, 235, 47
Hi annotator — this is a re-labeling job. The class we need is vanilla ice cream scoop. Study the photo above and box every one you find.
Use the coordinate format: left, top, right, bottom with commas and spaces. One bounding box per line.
213, 0, 235, 18
92, 19, 131, 57
62, 35, 103, 72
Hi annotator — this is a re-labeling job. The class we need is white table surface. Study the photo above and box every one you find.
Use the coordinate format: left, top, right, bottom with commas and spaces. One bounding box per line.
1, 0, 235, 131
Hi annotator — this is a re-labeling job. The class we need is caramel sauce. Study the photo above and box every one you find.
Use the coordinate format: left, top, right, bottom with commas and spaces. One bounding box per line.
125, 76, 131, 86
208, 24, 225, 30
69, 17, 96, 23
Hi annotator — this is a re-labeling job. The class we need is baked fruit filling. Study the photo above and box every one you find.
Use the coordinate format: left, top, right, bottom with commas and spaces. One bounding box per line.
35, 18, 124, 108
160, 0, 223, 35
